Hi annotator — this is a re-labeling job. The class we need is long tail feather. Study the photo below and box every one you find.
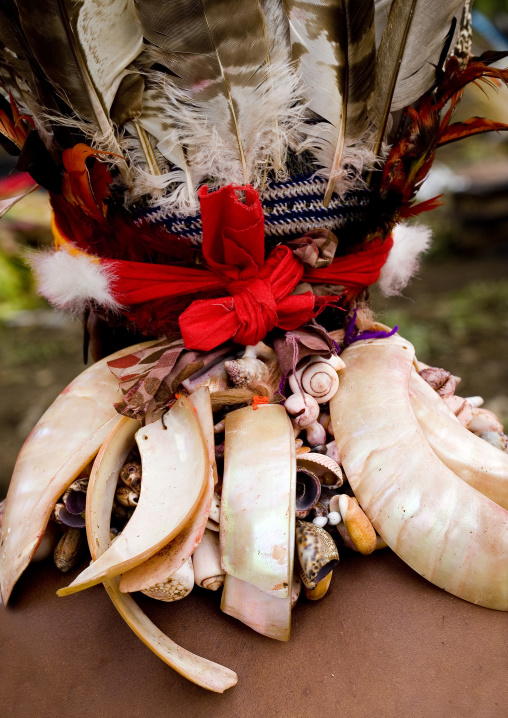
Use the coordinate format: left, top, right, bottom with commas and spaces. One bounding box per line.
323, 0, 376, 204
132, 0, 301, 205
15, 0, 143, 153
370, 0, 465, 156
284, 1, 376, 202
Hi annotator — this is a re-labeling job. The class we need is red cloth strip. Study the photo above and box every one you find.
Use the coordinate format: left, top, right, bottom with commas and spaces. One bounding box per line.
105, 235, 392, 307
55, 183, 393, 349
304, 236, 393, 290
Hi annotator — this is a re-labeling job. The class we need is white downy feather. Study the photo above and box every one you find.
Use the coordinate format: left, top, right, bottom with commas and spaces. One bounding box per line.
378, 223, 432, 296
28, 250, 120, 314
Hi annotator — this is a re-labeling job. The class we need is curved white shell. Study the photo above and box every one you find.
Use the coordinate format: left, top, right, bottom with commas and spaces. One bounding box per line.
220, 404, 296, 599
221, 574, 292, 641
409, 371, 508, 510
59, 395, 208, 595
330, 335, 508, 610
120, 387, 216, 594
0, 340, 156, 606
85, 416, 237, 692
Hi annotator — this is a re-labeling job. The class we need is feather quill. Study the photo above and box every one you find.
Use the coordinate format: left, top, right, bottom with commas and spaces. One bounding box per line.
323, 0, 376, 204
14, 0, 143, 153
371, 0, 465, 155
134, 84, 198, 212
133, 0, 301, 194
284, 0, 376, 202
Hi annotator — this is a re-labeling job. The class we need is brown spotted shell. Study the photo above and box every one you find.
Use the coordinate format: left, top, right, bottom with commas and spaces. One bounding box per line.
295, 520, 339, 589
115, 485, 139, 507
120, 460, 142, 492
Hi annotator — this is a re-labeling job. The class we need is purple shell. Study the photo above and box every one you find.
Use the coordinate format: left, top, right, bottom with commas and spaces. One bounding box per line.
64, 490, 87, 515
295, 469, 321, 517
56, 505, 86, 528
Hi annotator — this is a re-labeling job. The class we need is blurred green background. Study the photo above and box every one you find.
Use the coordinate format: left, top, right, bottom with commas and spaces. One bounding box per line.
1, 4, 508, 497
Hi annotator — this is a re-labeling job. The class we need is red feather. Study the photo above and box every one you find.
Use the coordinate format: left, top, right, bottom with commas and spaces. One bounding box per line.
51, 193, 196, 266
0, 94, 34, 149
61, 144, 117, 223
400, 195, 444, 219
379, 56, 508, 225
439, 117, 508, 146
436, 56, 508, 109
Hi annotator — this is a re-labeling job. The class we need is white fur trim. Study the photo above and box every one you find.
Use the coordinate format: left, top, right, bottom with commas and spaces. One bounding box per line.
28, 249, 121, 314
378, 223, 432, 297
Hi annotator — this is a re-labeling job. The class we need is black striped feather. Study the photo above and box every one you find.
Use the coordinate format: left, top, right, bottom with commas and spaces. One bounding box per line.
15, 0, 143, 137
324, 0, 376, 204
371, 0, 466, 154
134, 0, 301, 196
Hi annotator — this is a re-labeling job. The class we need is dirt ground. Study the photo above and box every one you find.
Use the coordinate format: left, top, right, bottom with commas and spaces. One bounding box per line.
1, 248, 508, 499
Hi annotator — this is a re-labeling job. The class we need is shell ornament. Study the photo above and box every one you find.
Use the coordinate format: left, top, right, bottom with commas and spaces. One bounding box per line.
1, 0, 508, 698
3, 327, 508, 692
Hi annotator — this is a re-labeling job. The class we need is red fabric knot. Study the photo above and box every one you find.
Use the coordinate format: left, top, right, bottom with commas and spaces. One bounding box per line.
52, 184, 395, 345
178, 185, 315, 350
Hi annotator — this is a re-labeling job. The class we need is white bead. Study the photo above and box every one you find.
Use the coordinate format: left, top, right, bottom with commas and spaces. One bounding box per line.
312, 516, 328, 528
327, 511, 341, 526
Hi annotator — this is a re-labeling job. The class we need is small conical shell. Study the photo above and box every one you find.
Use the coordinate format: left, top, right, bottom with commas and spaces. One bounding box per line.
295, 520, 339, 590
141, 557, 194, 602
304, 570, 333, 601
120, 460, 142, 492
115, 485, 139, 507
335, 495, 377, 555
53, 527, 84, 572
193, 530, 225, 591
297, 453, 343, 489
225, 357, 269, 388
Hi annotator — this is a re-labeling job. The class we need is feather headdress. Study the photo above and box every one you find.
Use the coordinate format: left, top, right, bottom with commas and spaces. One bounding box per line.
1, 0, 507, 332
0, 0, 474, 207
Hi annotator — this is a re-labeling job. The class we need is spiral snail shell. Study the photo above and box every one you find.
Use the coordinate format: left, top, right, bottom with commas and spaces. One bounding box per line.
289, 358, 340, 404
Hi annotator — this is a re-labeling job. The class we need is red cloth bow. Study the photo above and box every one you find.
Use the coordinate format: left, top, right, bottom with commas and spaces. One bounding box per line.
53, 183, 394, 350
178, 185, 316, 350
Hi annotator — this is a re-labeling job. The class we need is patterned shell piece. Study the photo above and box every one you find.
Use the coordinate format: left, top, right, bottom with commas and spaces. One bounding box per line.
295, 520, 339, 590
